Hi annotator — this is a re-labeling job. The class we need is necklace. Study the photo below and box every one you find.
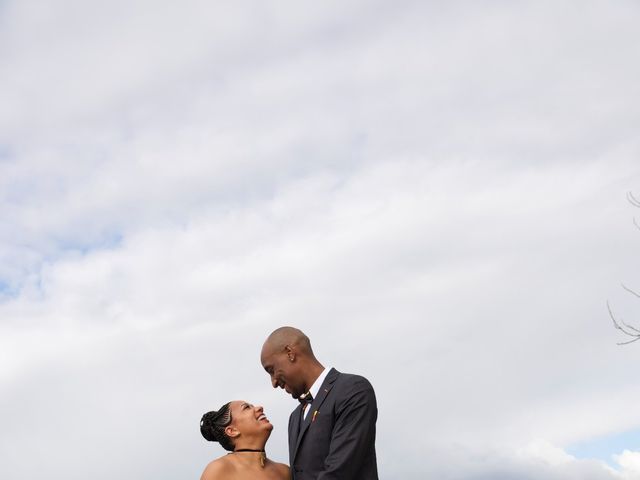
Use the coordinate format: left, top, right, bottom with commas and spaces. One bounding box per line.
233, 449, 267, 467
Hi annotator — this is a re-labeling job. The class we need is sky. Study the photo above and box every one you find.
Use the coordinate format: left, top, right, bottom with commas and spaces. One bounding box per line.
1, 1, 640, 479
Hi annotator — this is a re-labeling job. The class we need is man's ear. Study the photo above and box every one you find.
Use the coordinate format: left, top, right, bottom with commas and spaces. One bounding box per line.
225, 425, 239, 439
285, 345, 295, 362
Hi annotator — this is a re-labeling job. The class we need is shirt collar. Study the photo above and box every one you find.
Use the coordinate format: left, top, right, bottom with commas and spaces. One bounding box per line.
308, 367, 330, 399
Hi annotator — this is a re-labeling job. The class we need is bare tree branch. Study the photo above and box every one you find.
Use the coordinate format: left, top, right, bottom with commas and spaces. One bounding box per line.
609, 192, 640, 345
627, 191, 640, 207
621, 283, 640, 299
619, 314, 640, 334
616, 336, 640, 345
608, 300, 640, 345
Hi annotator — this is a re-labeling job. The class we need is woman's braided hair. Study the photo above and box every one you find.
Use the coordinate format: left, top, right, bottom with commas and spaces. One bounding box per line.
200, 402, 234, 451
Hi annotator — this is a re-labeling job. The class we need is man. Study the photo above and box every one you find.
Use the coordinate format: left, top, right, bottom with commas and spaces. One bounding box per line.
260, 326, 378, 480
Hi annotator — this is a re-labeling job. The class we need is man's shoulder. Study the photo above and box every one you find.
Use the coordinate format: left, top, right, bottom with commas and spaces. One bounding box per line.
331, 369, 376, 393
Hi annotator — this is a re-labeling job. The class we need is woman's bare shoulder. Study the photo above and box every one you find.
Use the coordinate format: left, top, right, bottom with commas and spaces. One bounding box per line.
200, 455, 234, 480
271, 461, 290, 479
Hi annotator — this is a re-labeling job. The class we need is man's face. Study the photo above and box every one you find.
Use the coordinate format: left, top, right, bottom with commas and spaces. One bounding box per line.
260, 344, 305, 399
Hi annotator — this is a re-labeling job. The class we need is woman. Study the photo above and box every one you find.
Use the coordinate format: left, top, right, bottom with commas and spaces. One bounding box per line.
199, 400, 290, 480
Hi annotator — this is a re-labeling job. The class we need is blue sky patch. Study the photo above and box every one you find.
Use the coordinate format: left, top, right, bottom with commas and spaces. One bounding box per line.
567, 429, 640, 466
0, 279, 19, 302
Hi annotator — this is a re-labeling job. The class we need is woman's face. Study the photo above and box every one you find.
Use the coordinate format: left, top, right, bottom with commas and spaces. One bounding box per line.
228, 400, 273, 440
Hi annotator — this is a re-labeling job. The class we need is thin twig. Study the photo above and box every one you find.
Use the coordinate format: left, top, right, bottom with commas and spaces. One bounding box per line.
620, 317, 640, 334
608, 301, 640, 338
621, 283, 640, 299
608, 301, 625, 331
617, 336, 640, 345
609, 192, 640, 345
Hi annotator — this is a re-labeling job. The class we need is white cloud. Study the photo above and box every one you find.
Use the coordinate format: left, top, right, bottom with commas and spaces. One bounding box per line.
615, 450, 640, 479
1, 1, 640, 479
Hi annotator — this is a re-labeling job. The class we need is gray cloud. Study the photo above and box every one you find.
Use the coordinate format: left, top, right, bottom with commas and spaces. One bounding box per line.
1, 1, 640, 479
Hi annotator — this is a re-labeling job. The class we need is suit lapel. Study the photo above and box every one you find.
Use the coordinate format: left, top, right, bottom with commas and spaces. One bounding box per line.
289, 404, 302, 464
293, 368, 340, 461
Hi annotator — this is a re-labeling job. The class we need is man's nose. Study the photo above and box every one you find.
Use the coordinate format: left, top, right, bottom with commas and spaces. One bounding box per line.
271, 376, 278, 388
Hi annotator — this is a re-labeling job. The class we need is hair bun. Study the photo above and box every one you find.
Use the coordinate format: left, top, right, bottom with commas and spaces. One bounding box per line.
199, 404, 234, 451
200, 413, 220, 442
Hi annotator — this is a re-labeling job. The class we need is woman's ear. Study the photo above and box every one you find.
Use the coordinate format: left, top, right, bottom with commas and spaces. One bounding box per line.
225, 425, 239, 439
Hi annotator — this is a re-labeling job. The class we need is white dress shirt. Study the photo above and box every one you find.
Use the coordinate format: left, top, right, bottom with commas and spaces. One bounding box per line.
303, 366, 331, 419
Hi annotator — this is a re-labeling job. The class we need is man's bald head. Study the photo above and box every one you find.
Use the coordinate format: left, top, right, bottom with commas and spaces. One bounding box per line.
260, 326, 324, 399
262, 326, 314, 358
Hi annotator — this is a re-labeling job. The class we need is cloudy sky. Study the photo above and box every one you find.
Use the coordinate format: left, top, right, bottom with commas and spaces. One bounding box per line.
1, 1, 640, 479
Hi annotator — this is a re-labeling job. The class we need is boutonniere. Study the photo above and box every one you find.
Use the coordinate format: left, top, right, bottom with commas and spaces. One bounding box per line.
312, 410, 319, 423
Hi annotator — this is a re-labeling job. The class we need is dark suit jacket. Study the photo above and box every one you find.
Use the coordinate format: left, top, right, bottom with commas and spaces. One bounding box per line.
288, 368, 378, 480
